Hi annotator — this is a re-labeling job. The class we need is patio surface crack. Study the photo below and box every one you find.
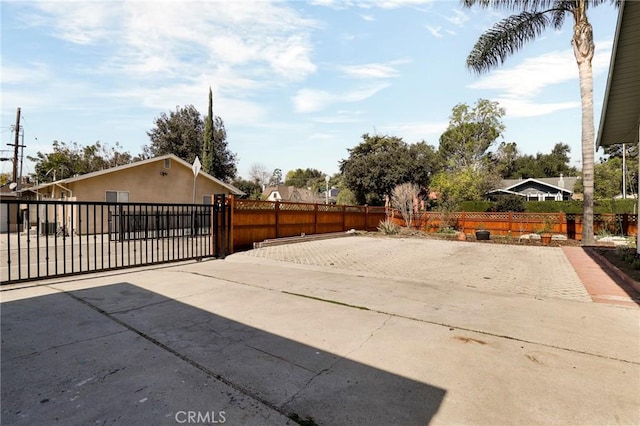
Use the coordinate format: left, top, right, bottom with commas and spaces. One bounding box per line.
279, 314, 392, 411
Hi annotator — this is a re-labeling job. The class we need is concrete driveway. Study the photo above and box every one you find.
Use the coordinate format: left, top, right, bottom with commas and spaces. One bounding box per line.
2, 236, 639, 425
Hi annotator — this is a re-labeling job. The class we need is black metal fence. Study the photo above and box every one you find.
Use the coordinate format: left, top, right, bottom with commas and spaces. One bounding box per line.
1, 195, 231, 285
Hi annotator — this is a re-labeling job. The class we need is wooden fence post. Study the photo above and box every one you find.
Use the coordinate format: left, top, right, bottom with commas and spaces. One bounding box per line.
227, 194, 235, 254
342, 205, 346, 231
508, 212, 513, 234
275, 201, 280, 238
558, 212, 565, 237
314, 203, 318, 235
365, 205, 369, 231
461, 211, 466, 234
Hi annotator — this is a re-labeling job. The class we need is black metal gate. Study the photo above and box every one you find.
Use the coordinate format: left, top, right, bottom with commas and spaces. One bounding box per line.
1, 195, 231, 285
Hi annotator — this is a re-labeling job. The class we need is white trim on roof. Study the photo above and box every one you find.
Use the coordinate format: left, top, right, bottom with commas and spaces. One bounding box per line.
502, 178, 573, 194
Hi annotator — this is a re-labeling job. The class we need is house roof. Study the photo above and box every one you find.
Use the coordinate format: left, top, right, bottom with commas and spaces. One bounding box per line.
492, 177, 578, 194
597, 0, 640, 147
19, 154, 244, 195
262, 185, 321, 202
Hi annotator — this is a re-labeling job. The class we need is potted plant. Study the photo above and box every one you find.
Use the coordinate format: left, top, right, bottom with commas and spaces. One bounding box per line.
537, 217, 555, 246
475, 223, 490, 241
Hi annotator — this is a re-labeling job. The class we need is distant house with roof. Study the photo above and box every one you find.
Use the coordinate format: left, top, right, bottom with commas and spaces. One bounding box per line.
262, 185, 323, 203
488, 175, 579, 201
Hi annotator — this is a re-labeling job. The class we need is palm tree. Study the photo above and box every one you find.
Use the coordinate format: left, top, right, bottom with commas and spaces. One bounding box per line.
462, 0, 617, 245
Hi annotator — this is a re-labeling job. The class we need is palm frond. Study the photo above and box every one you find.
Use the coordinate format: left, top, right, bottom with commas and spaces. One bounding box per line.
466, 11, 550, 74
462, 0, 560, 11
585, 0, 620, 8
462, 0, 618, 11
550, 1, 571, 28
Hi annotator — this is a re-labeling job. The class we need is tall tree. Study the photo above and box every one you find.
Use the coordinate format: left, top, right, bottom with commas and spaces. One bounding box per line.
145, 105, 204, 164
28, 141, 132, 183
438, 99, 505, 169
230, 177, 263, 199
248, 163, 272, 188
431, 100, 504, 208
202, 87, 214, 175
145, 103, 237, 181
494, 141, 520, 178
340, 134, 438, 205
462, 1, 617, 244
497, 142, 580, 179
284, 168, 324, 188
209, 115, 237, 182
268, 168, 283, 186
604, 143, 638, 197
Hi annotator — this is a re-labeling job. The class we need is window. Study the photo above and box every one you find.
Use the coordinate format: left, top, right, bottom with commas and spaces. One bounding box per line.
203, 195, 212, 205
106, 191, 130, 203
164, 158, 171, 169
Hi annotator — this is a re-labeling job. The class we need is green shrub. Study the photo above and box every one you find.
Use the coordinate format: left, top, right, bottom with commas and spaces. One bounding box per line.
451, 198, 637, 214
459, 201, 493, 212
495, 195, 525, 212
595, 199, 638, 214
377, 219, 400, 235
523, 201, 581, 213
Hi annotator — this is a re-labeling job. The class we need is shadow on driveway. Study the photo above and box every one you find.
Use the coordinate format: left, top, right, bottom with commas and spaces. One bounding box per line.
2, 283, 446, 425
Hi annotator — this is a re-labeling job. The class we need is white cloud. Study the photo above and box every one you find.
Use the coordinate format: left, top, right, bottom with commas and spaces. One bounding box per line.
0, 63, 51, 85
375, 0, 434, 9
292, 89, 335, 114
496, 98, 580, 118
108, 83, 268, 125
445, 9, 469, 27
28, 0, 318, 83
312, 0, 433, 9
469, 50, 578, 98
468, 41, 613, 117
32, 2, 116, 44
361, 14, 375, 21
425, 25, 443, 38
340, 60, 408, 79
292, 84, 390, 113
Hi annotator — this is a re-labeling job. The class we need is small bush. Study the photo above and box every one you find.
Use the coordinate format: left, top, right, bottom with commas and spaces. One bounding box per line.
495, 195, 525, 212
459, 201, 493, 212
377, 219, 400, 235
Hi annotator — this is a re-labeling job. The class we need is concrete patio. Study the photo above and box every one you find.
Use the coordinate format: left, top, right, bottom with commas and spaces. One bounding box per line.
1, 236, 639, 425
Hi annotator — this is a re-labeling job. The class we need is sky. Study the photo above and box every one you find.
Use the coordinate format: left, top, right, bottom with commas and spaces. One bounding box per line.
0, 0, 620, 182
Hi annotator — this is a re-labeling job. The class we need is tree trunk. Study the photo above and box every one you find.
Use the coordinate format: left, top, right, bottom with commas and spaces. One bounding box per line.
572, 12, 595, 245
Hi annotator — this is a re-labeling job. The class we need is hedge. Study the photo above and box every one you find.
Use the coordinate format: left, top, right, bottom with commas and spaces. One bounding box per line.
457, 199, 638, 214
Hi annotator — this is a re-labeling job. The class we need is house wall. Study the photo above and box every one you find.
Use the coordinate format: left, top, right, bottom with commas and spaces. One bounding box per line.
67, 159, 232, 203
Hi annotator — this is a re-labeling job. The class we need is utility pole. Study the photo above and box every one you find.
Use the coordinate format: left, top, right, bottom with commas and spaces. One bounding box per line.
7, 107, 26, 188
12, 107, 21, 183
622, 143, 627, 199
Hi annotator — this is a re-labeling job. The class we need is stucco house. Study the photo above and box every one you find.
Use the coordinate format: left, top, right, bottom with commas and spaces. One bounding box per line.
14, 154, 243, 234
21, 154, 243, 203
488, 175, 579, 201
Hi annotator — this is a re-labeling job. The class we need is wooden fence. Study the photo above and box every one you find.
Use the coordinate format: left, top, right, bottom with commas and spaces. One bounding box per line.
228, 195, 638, 250
390, 210, 638, 241
230, 198, 387, 250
